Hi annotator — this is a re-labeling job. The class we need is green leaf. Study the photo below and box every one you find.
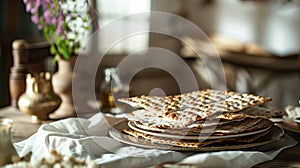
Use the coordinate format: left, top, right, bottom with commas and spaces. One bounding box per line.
50, 44, 57, 55
52, 55, 58, 65
43, 27, 50, 40
56, 39, 71, 60
82, 18, 88, 22
58, 46, 70, 60
82, 26, 89, 30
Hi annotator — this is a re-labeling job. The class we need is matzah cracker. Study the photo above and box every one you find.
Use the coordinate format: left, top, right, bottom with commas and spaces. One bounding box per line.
125, 106, 280, 129
119, 89, 272, 119
131, 117, 272, 135
240, 106, 285, 118
115, 89, 279, 151
123, 128, 270, 148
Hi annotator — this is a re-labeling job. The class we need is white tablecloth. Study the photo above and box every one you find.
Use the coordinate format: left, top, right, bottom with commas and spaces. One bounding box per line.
14, 113, 298, 168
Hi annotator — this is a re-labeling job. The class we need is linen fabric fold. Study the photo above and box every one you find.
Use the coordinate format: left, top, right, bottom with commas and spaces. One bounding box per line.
14, 113, 298, 168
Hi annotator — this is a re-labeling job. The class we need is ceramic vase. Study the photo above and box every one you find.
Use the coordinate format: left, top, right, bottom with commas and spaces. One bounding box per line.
51, 56, 77, 119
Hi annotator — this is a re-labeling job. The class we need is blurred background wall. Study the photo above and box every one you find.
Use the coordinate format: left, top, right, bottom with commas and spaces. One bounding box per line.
1, 0, 300, 108
0, 0, 42, 107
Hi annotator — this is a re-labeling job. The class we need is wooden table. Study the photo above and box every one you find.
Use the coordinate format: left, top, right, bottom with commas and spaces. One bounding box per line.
1, 106, 300, 167
0, 106, 42, 143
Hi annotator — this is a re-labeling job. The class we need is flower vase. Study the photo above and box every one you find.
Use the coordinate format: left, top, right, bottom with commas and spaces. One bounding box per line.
50, 56, 77, 119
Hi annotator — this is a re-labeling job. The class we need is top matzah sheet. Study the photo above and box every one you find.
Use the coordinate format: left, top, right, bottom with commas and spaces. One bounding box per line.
119, 89, 272, 119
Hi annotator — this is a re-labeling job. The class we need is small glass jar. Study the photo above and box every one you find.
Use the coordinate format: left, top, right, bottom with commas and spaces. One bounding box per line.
0, 118, 20, 166
99, 68, 129, 114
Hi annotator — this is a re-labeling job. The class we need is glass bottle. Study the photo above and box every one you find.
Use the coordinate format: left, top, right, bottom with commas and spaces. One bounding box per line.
99, 68, 128, 114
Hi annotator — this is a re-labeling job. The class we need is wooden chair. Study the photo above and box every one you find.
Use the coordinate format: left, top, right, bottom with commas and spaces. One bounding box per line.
9, 39, 53, 107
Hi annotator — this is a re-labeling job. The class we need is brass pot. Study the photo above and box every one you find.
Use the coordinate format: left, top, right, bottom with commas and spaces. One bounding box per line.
18, 73, 61, 121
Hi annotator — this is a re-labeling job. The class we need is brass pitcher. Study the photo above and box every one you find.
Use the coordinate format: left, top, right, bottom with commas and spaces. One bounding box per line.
0, 118, 19, 166
18, 72, 62, 121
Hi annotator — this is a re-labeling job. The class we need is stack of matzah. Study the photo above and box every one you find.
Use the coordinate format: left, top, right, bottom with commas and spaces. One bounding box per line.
118, 89, 284, 149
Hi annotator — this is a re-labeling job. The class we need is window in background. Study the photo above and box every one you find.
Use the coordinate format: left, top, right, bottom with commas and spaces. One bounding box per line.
97, 0, 151, 55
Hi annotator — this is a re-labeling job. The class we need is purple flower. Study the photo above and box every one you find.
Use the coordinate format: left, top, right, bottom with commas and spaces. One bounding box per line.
36, 0, 41, 8
31, 15, 39, 24
50, 3, 55, 10
37, 24, 43, 30
41, 0, 48, 9
51, 18, 57, 25
61, 34, 67, 40
43, 10, 51, 24
25, 3, 32, 12
23, 0, 95, 60
30, 0, 40, 13
56, 23, 63, 35
52, 12, 63, 26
